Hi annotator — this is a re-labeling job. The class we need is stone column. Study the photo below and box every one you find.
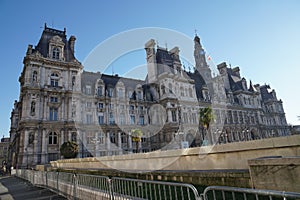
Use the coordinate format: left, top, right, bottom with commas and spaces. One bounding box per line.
33, 130, 39, 165
106, 132, 111, 156
95, 132, 100, 157
128, 132, 133, 153
118, 132, 122, 154
61, 129, 64, 145
41, 129, 47, 164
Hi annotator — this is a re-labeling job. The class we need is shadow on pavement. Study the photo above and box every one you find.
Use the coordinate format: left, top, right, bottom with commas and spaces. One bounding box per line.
0, 176, 67, 200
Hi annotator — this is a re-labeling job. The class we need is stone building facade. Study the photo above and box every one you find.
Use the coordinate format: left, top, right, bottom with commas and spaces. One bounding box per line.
9, 25, 290, 168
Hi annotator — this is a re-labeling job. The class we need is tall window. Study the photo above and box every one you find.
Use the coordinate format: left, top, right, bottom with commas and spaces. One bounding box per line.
118, 88, 123, 98
119, 113, 125, 125
86, 114, 92, 124
50, 73, 59, 87
128, 90, 133, 99
130, 115, 135, 125
97, 86, 103, 96
137, 91, 142, 100
49, 107, 58, 121
71, 132, 77, 142
86, 85, 91, 95
32, 71, 38, 82
109, 112, 114, 124
52, 47, 60, 59
171, 110, 177, 122
49, 132, 58, 144
30, 101, 36, 116
139, 115, 145, 125
108, 88, 113, 97
98, 115, 104, 125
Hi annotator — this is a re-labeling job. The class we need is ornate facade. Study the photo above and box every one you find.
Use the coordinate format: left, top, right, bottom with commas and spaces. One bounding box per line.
9, 25, 290, 168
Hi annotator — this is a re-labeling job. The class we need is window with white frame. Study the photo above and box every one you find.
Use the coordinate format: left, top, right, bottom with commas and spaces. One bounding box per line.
49, 107, 58, 121
52, 47, 60, 59
48, 132, 58, 144
86, 114, 93, 124
50, 73, 59, 87
86, 85, 91, 95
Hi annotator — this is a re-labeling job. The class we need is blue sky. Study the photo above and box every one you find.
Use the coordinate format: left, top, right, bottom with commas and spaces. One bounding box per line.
0, 0, 299, 137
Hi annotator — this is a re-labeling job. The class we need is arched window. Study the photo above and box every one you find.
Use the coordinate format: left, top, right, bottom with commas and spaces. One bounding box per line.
50, 73, 59, 87
52, 47, 60, 59
32, 71, 38, 82
49, 132, 58, 144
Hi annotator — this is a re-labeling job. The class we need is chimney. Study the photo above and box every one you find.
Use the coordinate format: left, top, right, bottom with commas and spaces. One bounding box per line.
69, 35, 76, 54
232, 67, 240, 78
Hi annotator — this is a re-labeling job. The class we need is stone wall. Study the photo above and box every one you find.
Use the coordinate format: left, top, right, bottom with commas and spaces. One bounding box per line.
248, 157, 300, 192
51, 135, 300, 171
50, 135, 300, 188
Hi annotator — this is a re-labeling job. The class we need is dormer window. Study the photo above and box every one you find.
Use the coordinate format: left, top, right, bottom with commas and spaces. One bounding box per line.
52, 47, 60, 59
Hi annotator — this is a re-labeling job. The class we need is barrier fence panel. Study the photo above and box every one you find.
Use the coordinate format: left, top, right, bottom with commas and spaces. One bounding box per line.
111, 177, 201, 200
14, 170, 300, 200
202, 186, 300, 200
76, 174, 111, 200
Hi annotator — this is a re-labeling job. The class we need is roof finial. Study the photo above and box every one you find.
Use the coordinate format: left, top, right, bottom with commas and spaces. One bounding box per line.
195, 29, 198, 36
44, 23, 47, 29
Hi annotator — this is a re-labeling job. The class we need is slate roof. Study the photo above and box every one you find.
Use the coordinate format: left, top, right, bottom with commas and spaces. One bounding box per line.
33, 24, 76, 62
81, 71, 156, 101
187, 70, 206, 100
259, 84, 275, 101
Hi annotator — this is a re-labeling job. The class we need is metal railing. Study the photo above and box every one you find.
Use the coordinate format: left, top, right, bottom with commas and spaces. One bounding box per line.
202, 186, 300, 200
15, 169, 300, 200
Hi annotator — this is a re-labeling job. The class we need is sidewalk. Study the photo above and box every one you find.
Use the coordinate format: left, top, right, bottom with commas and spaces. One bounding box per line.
0, 176, 66, 200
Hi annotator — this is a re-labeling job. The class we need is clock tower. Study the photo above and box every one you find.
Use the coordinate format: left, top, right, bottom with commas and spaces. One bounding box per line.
194, 35, 212, 82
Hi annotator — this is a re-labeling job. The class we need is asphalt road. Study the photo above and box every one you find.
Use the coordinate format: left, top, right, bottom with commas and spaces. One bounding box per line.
0, 176, 67, 200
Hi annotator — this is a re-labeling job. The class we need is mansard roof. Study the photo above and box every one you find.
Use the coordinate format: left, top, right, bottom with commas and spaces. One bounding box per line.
259, 84, 276, 101
33, 24, 76, 62
81, 71, 157, 101
187, 70, 207, 100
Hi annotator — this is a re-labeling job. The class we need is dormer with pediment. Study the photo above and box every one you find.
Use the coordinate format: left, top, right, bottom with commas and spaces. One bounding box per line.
48, 35, 65, 61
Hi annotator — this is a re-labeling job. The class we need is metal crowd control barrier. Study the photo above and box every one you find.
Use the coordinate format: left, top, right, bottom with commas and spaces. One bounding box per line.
15, 169, 300, 200
111, 177, 201, 200
202, 186, 300, 200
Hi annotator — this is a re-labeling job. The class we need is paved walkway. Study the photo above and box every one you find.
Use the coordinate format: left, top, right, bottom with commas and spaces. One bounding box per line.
0, 176, 67, 200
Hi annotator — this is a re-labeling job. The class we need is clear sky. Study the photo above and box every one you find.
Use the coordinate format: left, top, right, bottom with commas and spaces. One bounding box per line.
0, 0, 299, 137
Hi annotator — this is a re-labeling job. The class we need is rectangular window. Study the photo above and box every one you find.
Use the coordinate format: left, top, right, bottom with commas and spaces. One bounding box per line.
137, 91, 142, 100
97, 86, 103, 96
49, 107, 58, 121
109, 112, 115, 124
130, 115, 135, 125
86, 85, 91, 95
50, 79, 59, 87
50, 97, 58, 103
108, 88, 113, 97
86, 114, 92, 124
128, 91, 133, 99
171, 110, 177, 122
118, 88, 123, 98
192, 113, 197, 124
98, 103, 104, 109
86, 132, 94, 144
183, 113, 188, 123
98, 115, 104, 125
119, 113, 125, 125
139, 115, 145, 125
86, 102, 92, 108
